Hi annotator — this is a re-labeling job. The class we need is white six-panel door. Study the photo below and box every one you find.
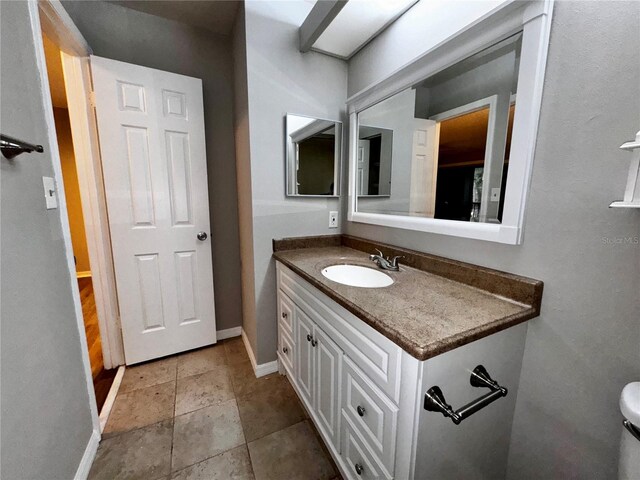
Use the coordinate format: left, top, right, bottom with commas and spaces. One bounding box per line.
91, 56, 216, 364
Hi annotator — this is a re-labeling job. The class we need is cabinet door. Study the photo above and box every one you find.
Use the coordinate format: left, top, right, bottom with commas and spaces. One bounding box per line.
296, 308, 315, 407
314, 326, 342, 450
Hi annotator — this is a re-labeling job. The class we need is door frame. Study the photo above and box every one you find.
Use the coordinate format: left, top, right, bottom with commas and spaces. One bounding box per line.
28, 1, 101, 475
37, 0, 125, 370
29, 1, 126, 470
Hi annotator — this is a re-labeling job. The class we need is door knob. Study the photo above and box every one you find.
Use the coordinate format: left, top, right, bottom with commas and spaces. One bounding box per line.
197, 231, 208, 241
355, 463, 364, 475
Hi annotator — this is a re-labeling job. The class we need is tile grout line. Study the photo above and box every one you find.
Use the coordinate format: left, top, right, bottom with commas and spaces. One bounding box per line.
169, 340, 249, 475
168, 357, 179, 476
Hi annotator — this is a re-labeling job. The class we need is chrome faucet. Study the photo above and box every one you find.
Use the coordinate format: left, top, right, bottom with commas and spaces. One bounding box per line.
369, 249, 403, 272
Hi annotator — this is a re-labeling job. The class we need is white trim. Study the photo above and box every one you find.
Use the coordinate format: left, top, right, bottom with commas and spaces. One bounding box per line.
37, 0, 91, 56
241, 329, 279, 378
241, 328, 258, 372
346, 0, 554, 245
216, 326, 242, 340
28, 0, 100, 436
76, 270, 92, 279
61, 53, 124, 369
73, 428, 100, 480
255, 360, 279, 377
429, 95, 497, 122
98, 366, 125, 433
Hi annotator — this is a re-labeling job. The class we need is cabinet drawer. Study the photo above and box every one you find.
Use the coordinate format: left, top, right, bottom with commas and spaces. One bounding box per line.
278, 329, 295, 377
341, 414, 392, 480
278, 290, 294, 336
342, 357, 398, 472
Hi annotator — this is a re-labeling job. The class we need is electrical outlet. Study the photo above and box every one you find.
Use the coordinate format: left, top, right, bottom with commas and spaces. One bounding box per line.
329, 211, 338, 228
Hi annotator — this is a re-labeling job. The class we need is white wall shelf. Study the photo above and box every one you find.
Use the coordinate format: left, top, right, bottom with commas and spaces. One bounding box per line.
610, 130, 640, 209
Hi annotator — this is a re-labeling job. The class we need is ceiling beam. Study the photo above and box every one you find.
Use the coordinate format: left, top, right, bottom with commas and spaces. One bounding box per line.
299, 0, 348, 53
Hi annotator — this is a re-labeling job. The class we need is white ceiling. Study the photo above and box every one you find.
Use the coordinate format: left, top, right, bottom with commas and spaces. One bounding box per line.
107, 1, 240, 36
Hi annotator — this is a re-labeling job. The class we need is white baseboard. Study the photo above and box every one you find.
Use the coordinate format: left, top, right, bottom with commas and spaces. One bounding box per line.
217, 326, 242, 340
241, 329, 279, 378
76, 271, 92, 279
99, 366, 125, 433
74, 428, 100, 480
256, 360, 279, 377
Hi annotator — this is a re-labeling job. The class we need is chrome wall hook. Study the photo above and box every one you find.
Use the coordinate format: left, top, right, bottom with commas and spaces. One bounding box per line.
1, 134, 44, 160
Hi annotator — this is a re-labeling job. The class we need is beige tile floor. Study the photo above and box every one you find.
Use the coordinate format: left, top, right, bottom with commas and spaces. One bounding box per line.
90, 337, 341, 480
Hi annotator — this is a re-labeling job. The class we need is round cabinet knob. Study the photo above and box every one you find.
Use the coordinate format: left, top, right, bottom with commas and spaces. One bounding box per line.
282, 312, 287, 319
282, 346, 288, 354
355, 463, 364, 475
197, 231, 208, 241
306, 334, 312, 342
357, 405, 366, 417
311, 339, 318, 347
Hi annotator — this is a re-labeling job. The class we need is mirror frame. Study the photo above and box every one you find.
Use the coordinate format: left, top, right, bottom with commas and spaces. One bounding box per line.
285, 113, 342, 198
346, 0, 554, 244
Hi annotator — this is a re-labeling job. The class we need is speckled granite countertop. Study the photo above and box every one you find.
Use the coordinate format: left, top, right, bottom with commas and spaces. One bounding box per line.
273, 236, 543, 361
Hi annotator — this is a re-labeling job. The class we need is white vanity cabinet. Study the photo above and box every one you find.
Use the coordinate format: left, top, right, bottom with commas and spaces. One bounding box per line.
276, 261, 528, 480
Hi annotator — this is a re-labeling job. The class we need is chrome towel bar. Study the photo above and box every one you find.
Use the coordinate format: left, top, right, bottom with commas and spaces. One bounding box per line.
1, 134, 44, 159
424, 365, 508, 425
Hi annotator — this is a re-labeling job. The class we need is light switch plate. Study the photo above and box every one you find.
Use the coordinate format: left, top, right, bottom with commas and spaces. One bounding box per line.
490, 187, 501, 202
42, 176, 58, 209
329, 210, 338, 228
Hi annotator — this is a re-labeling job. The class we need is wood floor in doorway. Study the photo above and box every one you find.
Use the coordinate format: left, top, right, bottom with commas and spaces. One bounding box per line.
78, 277, 116, 411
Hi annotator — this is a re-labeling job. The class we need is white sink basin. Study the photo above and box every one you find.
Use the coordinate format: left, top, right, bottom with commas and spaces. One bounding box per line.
321, 264, 394, 288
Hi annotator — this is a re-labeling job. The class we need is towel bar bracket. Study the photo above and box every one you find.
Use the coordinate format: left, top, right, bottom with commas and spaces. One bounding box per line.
1, 134, 44, 160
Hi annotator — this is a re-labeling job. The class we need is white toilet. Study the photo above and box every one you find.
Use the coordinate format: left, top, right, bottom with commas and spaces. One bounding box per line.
619, 382, 640, 480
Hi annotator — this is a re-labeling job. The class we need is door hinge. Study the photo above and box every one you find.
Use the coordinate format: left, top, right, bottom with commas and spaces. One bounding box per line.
89, 90, 97, 108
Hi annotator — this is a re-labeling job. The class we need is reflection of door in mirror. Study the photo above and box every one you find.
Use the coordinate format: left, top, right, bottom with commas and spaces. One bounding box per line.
357, 139, 370, 194
409, 119, 438, 217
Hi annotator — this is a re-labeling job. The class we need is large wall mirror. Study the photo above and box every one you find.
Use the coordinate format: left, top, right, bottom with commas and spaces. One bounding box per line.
357, 35, 520, 221
286, 114, 342, 197
347, 1, 553, 244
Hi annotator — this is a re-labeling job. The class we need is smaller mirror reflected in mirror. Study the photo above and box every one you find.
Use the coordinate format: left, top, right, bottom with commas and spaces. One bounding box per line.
358, 126, 393, 196
286, 114, 342, 197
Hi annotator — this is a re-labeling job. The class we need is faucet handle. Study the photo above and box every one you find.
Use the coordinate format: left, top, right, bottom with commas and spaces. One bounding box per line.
369, 249, 384, 261
389, 255, 404, 267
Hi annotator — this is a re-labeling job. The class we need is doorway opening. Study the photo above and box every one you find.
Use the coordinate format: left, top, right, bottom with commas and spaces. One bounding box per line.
40, 30, 117, 411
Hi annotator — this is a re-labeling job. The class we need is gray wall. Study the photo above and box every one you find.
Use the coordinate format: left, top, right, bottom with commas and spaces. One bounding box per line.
63, 0, 243, 332
239, 1, 348, 363
0, 2, 94, 478
232, 4, 259, 353
346, 2, 640, 478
